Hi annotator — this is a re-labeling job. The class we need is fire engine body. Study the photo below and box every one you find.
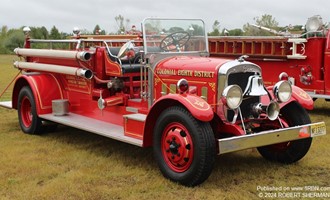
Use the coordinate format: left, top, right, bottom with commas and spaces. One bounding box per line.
0, 18, 326, 186
209, 15, 330, 100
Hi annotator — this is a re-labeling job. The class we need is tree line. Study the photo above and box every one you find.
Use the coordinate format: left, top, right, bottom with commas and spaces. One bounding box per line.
0, 25, 67, 54
0, 14, 132, 54
209, 14, 304, 36
0, 14, 304, 54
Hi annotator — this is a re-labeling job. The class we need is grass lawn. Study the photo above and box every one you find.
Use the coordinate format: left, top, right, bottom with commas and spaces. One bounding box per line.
0, 54, 329, 199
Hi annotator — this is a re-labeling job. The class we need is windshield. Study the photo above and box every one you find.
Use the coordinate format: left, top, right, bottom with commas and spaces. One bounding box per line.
142, 18, 208, 54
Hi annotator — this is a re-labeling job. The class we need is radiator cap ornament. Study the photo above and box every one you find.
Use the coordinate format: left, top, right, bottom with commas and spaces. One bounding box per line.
237, 55, 249, 62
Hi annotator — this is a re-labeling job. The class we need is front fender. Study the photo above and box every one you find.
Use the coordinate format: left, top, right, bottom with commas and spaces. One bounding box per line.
290, 85, 313, 110
157, 93, 214, 122
12, 73, 64, 114
142, 94, 214, 147
265, 85, 313, 110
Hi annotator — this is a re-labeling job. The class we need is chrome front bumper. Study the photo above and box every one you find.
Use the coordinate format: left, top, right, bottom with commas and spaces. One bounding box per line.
218, 122, 326, 155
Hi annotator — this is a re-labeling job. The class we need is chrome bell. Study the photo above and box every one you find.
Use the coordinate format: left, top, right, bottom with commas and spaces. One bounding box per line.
243, 75, 268, 96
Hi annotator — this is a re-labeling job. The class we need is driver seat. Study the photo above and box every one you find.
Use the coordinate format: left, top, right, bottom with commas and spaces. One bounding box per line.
107, 47, 142, 74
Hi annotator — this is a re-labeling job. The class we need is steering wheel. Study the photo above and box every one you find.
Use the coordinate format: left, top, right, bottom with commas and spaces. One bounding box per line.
159, 31, 191, 51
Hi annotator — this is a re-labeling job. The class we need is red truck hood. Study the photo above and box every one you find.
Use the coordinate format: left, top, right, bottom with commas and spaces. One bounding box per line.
156, 56, 232, 72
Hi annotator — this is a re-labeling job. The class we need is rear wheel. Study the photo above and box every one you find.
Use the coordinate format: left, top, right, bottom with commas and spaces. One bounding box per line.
153, 106, 216, 186
257, 102, 312, 164
18, 86, 42, 134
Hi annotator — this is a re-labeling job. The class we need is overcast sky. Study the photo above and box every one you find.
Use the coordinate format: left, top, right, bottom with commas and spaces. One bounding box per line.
1, 0, 329, 33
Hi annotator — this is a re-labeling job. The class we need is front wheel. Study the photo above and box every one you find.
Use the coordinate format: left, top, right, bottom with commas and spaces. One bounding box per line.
257, 102, 312, 164
153, 106, 216, 187
17, 86, 42, 134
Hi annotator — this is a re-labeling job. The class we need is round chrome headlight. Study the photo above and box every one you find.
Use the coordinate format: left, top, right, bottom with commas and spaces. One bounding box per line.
273, 81, 292, 103
222, 85, 243, 109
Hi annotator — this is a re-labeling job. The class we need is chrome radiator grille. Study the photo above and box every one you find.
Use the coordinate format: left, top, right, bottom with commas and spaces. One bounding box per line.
226, 72, 260, 121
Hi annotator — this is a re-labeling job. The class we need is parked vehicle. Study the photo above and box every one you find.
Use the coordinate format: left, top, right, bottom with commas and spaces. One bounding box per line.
0, 18, 326, 186
209, 15, 330, 101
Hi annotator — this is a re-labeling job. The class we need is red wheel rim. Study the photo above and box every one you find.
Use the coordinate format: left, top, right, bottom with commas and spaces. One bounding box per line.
20, 96, 32, 128
161, 122, 194, 173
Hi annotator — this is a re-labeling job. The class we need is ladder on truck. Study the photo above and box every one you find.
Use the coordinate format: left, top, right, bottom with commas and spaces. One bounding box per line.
208, 37, 307, 60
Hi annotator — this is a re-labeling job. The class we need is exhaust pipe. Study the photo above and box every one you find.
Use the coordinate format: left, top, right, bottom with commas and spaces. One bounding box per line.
14, 61, 93, 79
14, 48, 91, 62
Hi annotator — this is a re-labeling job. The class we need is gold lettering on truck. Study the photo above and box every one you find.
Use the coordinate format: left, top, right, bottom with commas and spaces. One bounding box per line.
194, 71, 215, 78
156, 69, 176, 75
178, 70, 193, 77
156, 69, 215, 78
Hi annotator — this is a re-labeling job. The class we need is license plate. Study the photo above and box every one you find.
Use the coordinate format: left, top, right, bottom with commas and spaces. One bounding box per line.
311, 123, 326, 137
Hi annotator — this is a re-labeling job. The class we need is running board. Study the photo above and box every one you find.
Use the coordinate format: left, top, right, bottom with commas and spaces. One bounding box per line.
0, 101, 13, 109
123, 114, 146, 139
39, 113, 143, 147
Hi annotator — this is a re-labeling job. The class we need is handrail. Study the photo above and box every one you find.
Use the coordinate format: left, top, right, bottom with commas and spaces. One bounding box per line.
102, 41, 122, 66
29, 39, 80, 43
29, 38, 133, 44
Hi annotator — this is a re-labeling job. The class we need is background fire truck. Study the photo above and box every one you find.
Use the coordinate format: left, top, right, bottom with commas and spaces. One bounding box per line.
0, 18, 326, 186
209, 15, 330, 101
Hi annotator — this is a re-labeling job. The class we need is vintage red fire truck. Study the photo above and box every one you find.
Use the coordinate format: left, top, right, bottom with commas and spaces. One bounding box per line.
209, 15, 330, 101
0, 18, 326, 186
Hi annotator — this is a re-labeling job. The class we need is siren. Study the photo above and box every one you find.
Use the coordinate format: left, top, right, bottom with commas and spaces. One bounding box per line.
251, 101, 280, 121
306, 15, 323, 32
